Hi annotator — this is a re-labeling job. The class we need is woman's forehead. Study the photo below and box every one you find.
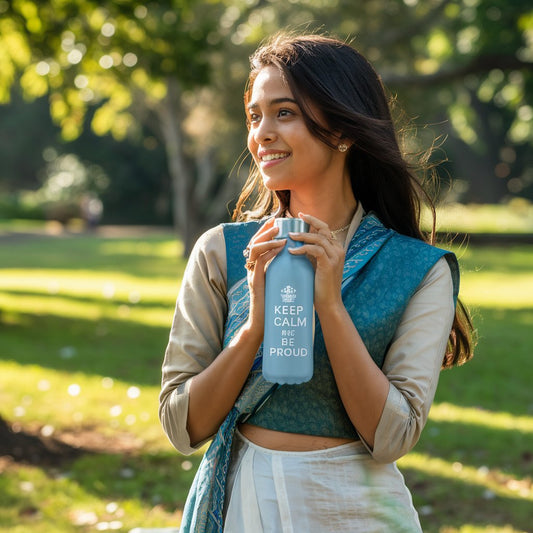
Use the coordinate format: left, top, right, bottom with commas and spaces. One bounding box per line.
248, 66, 291, 100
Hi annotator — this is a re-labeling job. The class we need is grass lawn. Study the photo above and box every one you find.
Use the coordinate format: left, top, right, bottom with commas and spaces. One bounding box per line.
0, 213, 532, 532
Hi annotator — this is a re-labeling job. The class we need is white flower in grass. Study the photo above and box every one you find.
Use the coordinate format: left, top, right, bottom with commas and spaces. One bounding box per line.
70, 510, 97, 526
68, 384, 81, 396
127, 386, 140, 399
128, 290, 141, 303
19, 481, 34, 493
60, 346, 77, 359
102, 282, 115, 299
102, 377, 114, 389
109, 405, 122, 417
181, 460, 193, 471
40, 425, 55, 437
37, 379, 51, 391
105, 502, 119, 514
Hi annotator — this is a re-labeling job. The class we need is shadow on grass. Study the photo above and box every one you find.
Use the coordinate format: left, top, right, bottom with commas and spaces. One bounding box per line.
1, 311, 168, 385
454, 244, 533, 275
417, 418, 533, 481
0, 450, 201, 531
67, 451, 202, 510
1, 446, 528, 533
436, 306, 533, 417
403, 465, 532, 533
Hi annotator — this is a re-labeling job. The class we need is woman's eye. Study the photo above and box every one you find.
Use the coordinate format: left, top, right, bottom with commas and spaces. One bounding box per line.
278, 109, 293, 118
249, 113, 260, 123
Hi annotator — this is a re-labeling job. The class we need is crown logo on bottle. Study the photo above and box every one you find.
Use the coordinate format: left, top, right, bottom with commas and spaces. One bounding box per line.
281, 285, 297, 303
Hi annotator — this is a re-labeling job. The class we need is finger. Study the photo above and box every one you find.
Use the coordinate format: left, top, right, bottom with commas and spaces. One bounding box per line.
253, 238, 286, 257
244, 220, 279, 257
288, 231, 338, 255
248, 240, 286, 269
247, 241, 286, 275
288, 243, 330, 263
297, 212, 330, 233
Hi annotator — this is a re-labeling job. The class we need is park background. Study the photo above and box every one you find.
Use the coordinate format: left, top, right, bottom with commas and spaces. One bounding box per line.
0, 1, 532, 532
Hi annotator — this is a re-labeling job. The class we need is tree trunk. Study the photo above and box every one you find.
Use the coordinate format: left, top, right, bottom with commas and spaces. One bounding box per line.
156, 79, 196, 256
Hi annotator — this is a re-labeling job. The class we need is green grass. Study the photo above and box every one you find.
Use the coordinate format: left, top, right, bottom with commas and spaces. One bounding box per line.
398, 242, 533, 533
0, 221, 532, 532
423, 200, 533, 234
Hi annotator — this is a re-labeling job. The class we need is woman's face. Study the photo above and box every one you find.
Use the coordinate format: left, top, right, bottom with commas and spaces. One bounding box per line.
246, 66, 348, 195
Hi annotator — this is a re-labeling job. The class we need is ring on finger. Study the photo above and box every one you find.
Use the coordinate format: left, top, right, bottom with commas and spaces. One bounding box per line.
243, 246, 251, 258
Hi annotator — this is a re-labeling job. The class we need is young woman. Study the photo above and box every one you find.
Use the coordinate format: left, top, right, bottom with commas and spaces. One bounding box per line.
159, 33, 474, 533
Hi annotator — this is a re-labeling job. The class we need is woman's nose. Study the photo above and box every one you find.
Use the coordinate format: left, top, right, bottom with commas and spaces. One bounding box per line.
253, 117, 277, 144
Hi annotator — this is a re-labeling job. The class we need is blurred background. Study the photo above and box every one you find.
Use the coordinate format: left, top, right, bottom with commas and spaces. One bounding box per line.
0, 1, 532, 532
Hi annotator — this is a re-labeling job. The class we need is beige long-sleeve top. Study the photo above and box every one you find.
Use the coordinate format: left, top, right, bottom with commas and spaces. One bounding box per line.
159, 208, 456, 463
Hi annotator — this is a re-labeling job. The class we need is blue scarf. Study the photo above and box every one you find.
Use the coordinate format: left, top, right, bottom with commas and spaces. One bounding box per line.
179, 214, 458, 532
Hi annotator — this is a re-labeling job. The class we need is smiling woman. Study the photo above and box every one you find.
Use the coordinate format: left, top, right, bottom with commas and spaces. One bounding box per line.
159, 32, 475, 533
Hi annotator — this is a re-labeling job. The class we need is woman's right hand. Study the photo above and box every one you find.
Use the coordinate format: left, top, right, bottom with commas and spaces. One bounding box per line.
244, 218, 286, 338
182, 219, 285, 446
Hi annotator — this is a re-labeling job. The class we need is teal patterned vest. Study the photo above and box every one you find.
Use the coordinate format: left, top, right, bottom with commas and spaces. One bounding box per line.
179, 213, 459, 533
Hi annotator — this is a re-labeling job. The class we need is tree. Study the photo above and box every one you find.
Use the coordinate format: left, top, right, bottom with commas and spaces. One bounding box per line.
0, 0, 229, 254
213, 0, 533, 204
1, 0, 532, 247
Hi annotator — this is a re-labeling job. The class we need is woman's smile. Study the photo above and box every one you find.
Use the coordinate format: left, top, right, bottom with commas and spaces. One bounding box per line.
258, 149, 291, 167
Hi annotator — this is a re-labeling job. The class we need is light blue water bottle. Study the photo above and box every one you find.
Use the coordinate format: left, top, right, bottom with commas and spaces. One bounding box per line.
263, 218, 315, 385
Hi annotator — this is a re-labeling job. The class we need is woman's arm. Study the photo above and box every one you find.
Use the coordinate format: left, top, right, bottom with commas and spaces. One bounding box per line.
290, 213, 455, 461
159, 220, 285, 453
322, 257, 455, 460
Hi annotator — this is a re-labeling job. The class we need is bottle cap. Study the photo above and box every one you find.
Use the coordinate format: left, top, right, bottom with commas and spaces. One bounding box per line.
274, 218, 309, 238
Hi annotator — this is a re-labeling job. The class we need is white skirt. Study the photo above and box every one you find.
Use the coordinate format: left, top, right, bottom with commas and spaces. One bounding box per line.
223, 430, 422, 533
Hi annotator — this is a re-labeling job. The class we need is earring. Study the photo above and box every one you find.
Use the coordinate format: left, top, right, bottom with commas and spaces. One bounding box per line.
338, 143, 348, 153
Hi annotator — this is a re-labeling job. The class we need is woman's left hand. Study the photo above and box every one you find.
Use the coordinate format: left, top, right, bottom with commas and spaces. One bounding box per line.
288, 212, 346, 315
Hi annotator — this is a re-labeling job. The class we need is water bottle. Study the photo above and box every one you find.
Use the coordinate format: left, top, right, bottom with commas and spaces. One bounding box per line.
263, 218, 315, 384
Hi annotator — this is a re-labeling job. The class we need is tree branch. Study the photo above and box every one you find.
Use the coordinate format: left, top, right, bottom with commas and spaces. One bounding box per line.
375, 0, 453, 48
382, 54, 533, 87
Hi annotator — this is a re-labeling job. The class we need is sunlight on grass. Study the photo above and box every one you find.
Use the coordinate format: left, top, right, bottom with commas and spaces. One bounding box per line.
99, 239, 180, 259
1, 223, 532, 533
423, 202, 533, 234
430, 403, 533, 433
440, 526, 529, 533
0, 290, 175, 328
398, 453, 533, 501
459, 273, 533, 308
0, 269, 180, 302
0, 361, 172, 452
0, 269, 181, 328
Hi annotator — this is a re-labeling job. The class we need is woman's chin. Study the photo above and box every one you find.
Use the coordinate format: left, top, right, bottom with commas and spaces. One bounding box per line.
262, 176, 289, 192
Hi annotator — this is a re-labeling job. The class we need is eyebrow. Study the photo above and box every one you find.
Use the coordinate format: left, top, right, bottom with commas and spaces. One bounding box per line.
247, 97, 299, 111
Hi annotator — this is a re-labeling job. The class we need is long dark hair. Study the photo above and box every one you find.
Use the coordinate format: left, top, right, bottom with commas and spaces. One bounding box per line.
234, 32, 474, 367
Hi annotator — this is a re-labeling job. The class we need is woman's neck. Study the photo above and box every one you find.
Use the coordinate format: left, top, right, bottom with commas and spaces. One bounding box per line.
288, 192, 358, 231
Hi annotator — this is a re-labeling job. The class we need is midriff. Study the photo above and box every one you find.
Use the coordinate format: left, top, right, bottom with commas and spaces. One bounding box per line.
239, 423, 356, 451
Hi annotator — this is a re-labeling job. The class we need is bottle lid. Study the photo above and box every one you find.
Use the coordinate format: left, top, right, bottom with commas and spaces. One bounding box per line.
274, 217, 309, 238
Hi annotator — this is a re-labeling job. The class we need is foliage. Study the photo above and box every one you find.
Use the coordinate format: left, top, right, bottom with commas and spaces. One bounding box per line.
0, 218, 532, 531
0, 0, 227, 252
0, 95, 172, 225
0, 0, 532, 245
